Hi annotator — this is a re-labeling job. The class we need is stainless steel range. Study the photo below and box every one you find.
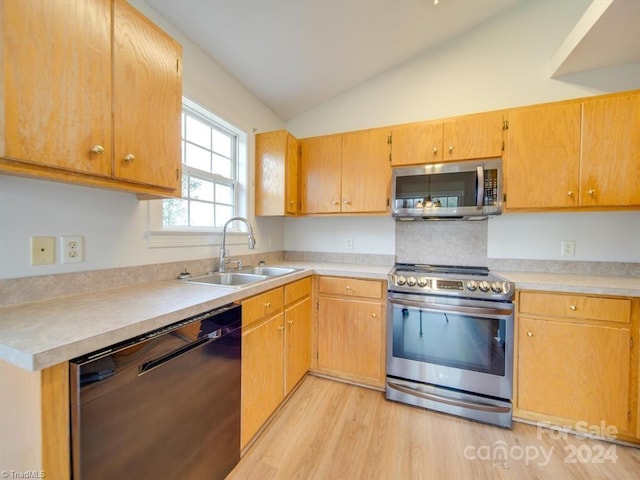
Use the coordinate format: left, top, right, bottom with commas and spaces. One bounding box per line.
386, 263, 515, 428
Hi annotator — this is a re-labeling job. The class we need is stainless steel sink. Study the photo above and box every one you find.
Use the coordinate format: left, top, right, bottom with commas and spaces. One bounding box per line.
186, 272, 269, 287
239, 266, 298, 276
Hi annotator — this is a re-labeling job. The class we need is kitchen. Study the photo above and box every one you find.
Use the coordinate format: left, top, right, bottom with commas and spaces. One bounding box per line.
1, 0, 640, 478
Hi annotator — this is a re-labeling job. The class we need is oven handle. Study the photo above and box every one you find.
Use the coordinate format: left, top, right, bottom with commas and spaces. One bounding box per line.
389, 297, 512, 317
387, 381, 511, 413
476, 165, 484, 209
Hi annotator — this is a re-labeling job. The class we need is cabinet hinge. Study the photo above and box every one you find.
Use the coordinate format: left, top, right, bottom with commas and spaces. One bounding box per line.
503, 193, 507, 203
631, 337, 634, 349
316, 300, 319, 311
298, 144, 302, 156
502, 120, 509, 130
388, 152, 392, 163
387, 134, 392, 145
176, 58, 180, 73
501, 140, 505, 152
387, 197, 390, 207
176, 168, 179, 180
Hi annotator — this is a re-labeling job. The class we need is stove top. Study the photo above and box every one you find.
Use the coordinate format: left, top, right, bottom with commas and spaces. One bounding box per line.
388, 263, 514, 301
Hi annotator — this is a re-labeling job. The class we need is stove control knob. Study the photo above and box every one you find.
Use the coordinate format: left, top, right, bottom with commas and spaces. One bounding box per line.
396, 275, 407, 286
417, 277, 428, 287
407, 276, 417, 286
478, 281, 490, 292
466, 280, 478, 291
491, 281, 503, 293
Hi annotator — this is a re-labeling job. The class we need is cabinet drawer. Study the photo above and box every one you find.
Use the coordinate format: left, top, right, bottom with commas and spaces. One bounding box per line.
519, 291, 631, 324
318, 276, 382, 299
284, 277, 311, 305
242, 287, 283, 327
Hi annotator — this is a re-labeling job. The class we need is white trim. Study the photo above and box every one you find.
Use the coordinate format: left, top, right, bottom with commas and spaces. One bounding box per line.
145, 229, 250, 248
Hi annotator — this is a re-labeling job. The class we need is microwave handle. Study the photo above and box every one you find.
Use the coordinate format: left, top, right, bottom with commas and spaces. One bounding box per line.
476, 166, 484, 210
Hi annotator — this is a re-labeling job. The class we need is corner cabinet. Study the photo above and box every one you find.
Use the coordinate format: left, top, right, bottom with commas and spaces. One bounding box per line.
300, 129, 390, 214
515, 291, 639, 442
314, 276, 386, 388
505, 92, 640, 210
241, 277, 312, 449
390, 111, 505, 166
255, 130, 300, 216
0, 0, 182, 197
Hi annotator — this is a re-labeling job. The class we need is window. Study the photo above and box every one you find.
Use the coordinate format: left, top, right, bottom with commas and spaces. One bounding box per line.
163, 99, 239, 228
146, 98, 248, 248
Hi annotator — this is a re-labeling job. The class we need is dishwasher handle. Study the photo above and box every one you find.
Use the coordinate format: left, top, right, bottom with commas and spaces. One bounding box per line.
139, 327, 231, 375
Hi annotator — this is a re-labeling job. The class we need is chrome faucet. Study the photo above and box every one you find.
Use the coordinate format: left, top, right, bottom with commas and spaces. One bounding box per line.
219, 216, 256, 272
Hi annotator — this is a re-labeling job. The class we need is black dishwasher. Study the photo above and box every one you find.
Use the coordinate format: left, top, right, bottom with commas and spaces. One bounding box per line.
70, 302, 241, 480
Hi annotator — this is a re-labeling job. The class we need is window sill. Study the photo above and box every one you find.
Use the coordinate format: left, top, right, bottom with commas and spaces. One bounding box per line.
145, 230, 247, 248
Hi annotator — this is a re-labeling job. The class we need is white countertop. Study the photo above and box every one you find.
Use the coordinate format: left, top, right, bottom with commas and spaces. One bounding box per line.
1, 261, 639, 372
0, 263, 391, 371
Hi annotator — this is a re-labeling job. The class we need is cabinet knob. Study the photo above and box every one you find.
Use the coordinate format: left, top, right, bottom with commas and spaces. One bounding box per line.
343, 199, 351, 205
567, 191, 574, 197
289, 200, 294, 205
288, 319, 294, 325
569, 305, 577, 311
264, 301, 271, 308
432, 147, 438, 154
371, 313, 377, 318
587, 189, 595, 196
345, 286, 351, 291
278, 325, 285, 331
331, 200, 340, 205
90, 145, 104, 154
527, 331, 533, 337
448, 145, 453, 153
124, 153, 136, 163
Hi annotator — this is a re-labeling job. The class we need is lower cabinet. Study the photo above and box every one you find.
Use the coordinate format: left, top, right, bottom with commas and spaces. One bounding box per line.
241, 277, 312, 448
515, 291, 639, 441
314, 276, 386, 388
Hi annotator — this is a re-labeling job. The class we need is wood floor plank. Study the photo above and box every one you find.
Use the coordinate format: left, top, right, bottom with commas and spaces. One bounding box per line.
228, 375, 640, 479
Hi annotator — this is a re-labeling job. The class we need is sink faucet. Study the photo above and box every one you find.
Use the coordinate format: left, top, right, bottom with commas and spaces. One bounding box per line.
219, 216, 256, 272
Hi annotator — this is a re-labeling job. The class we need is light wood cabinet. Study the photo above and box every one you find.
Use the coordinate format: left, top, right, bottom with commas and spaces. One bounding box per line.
581, 93, 640, 207
515, 291, 638, 439
0, 0, 182, 197
255, 130, 300, 216
301, 129, 390, 214
505, 92, 640, 210
390, 112, 504, 166
315, 276, 386, 388
241, 277, 312, 448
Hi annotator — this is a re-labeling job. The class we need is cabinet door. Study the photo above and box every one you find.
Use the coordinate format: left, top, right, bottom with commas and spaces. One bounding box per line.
518, 317, 630, 431
112, 0, 182, 191
285, 133, 300, 215
256, 130, 287, 216
241, 313, 284, 447
300, 135, 342, 213
391, 121, 443, 166
341, 129, 391, 213
317, 297, 384, 384
505, 104, 581, 209
581, 94, 640, 207
443, 111, 504, 162
1, 0, 112, 175
285, 297, 312, 394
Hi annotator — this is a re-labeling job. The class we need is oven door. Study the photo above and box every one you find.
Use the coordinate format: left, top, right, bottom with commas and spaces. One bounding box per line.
387, 293, 514, 400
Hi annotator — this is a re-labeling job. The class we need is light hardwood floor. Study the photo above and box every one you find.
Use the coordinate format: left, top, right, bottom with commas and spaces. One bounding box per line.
228, 375, 640, 480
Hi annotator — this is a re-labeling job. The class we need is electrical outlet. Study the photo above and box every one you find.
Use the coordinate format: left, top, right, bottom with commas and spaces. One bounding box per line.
31, 237, 55, 265
561, 240, 575, 257
61, 236, 84, 263
346, 236, 353, 249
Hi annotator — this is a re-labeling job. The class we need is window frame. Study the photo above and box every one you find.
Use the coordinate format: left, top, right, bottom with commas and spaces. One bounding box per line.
146, 97, 249, 248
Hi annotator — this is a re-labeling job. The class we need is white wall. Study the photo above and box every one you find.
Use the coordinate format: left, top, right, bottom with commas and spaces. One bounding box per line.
284, 0, 640, 263
0, 1, 286, 280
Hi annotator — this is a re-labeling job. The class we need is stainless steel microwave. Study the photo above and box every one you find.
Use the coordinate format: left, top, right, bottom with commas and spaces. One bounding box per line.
391, 159, 503, 220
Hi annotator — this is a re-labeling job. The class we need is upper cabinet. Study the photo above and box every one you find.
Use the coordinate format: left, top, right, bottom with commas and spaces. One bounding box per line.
301, 129, 390, 214
255, 130, 299, 216
505, 92, 640, 210
505, 103, 581, 209
581, 93, 640, 207
390, 111, 505, 166
0, 0, 182, 197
